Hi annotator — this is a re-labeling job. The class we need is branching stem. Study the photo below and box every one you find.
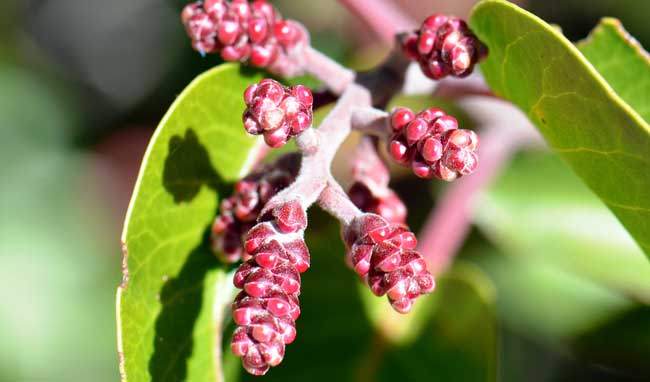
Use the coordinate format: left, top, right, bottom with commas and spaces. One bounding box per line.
304, 47, 356, 95
262, 84, 371, 216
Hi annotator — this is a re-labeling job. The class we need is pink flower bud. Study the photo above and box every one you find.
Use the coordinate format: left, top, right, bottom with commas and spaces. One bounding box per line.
400, 14, 487, 80
242, 78, 313, 148
343, 214, 435, 313
387, 106, 479, 181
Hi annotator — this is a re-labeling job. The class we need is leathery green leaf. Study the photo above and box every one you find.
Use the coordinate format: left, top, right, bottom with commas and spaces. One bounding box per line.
116, 63, 263, 382
469, 0, 650, 256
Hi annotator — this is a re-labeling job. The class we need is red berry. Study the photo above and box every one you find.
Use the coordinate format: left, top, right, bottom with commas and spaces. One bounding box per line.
256, 79, 285, 105
401, 33, 419, 60
204, 0, 227, 19
433, 161, 457, 182
272, 200, 307, 233
411, 157, 434, 179
290, 112, 311, 135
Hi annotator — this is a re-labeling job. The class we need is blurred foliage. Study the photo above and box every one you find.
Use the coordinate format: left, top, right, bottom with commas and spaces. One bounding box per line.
470, 151, 650, 377
0, 64, 119, 380
474, 152, 650, 303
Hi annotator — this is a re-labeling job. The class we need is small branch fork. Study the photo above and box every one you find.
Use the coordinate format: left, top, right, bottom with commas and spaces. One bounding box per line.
261, 85, 370, 226
261, 0, 540, 276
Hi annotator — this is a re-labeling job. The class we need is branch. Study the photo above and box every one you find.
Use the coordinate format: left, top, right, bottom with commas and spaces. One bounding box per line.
318, 182, 362, 225
337, 0, 416, 45
350, 107, 390, 140
304, 47, 356, 95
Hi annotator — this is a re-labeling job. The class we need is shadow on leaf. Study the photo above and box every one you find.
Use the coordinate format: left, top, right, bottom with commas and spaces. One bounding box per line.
163, 128, 231, 203
151, 128, 237, 380
148, 226, 233, 381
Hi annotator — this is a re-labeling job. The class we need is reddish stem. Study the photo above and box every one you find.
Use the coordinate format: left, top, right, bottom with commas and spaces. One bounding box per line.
304, 47, 356, 95
350, 107, 390, 140
337, 0, 416, 45
318, 183, 362, 225
417, 125, 512, 275
417, 96, 541, 275
350, 136, 390, 191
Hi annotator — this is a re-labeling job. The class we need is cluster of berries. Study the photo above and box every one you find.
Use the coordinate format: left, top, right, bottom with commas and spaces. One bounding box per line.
347, 140, 407, 225
388, 107, 479, 181
243, 79, 314, 148
182, 0, 307, 70
344, 214, 435, 313
211, 153, 300, 263
231, 200, 310, 375
400, 14, 487, 80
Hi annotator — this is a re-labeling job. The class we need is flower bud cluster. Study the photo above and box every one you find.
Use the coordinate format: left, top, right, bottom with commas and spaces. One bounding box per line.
231, 200, 309, 375
211, 153, 300, 263
401, 14, 487, 80
182, 0, 307, 70
388, 107, 479, 181
243, 79, 314, 148
343, 214, 435, 313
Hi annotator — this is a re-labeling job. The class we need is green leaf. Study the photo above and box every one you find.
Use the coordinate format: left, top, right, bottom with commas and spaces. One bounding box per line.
469, 0, 650, 256
116, 63, 263, 382
474, 152, 650, 303
577, 18, 650, 123
574, 306, 650, 374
